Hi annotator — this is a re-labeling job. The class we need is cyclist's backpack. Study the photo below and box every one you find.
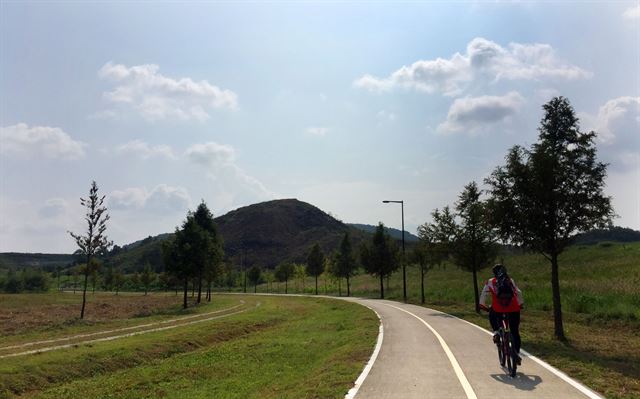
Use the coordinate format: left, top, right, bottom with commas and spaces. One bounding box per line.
496, 276, 514, 307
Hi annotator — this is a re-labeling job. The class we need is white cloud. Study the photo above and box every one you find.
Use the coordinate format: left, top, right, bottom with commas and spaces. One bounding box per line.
0, 123, 87, 160
184, 142, 236, 166
623, 5, 640, 19
98, 62, 238, 121
437, 91, 525, 134
580, 96, 640, 170
109, 185, 191, 213
306, 126, 329, 136
354, 37, 591, 96
38, 198, 68, 218
116, 140, 176, 160
185, 142, 274, 208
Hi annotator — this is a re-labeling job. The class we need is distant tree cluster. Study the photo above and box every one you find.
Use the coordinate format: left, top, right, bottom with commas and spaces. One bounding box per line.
0, 269, 50, 293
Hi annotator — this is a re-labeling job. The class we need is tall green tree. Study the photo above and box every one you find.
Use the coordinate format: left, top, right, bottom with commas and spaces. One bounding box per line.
275, 263, 295, 294
193, 202, 224, 303
306, 243, 325, 295
360, 223, 400, 299
486, 97, 614, 341
452, 182, 499, 313
247, 266, 262, 293
140, 263, 155, 295
413, 220, 445, 304
68, 181, 113, 319
335, 232, 358, 297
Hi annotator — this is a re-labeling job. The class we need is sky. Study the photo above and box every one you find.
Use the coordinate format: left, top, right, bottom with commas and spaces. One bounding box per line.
1, 1, 639, 253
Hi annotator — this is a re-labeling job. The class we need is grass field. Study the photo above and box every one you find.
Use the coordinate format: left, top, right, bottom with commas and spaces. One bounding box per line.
0, 293, 378, 399
253, 241, 640, 399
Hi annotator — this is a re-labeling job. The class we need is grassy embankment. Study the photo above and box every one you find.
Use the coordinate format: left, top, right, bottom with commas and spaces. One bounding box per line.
256, 241, 640, 399
0, 293, 378, 399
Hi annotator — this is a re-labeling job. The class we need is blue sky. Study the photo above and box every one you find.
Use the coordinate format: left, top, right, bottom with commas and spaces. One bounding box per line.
1, 1, 638, 253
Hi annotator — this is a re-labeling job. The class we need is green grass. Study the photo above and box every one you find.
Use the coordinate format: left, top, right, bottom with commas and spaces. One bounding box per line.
0, 295, 378, 399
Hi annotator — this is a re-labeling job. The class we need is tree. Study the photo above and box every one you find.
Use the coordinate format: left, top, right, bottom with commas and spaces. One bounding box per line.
275, 263, 295, 294
306, 243, 325, 295
113, 270, 124, 295
103, 265, 114, 292
247, 266, 262, 293
335, 232, 358, 297
193, 202, 224, 303
294, 264, 306, 292
413, 218, 448, 304
486, 97, 614, 341
68, 181, 113, 319
451, 182, 499, 313
360, 223, 400, 299
162, 217, 201, 309
140, 263, 155, 295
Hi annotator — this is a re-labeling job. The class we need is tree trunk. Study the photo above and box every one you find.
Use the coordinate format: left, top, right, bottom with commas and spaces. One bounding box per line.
379, 274, 384, 299
315, 276, 318, 295
347, 276, 350, 297
197, 269, 203, 304
421, 266, 425, 304
183, 277, 188, 309
80, 269, 89, 319
191, 280, 195, 297
208, 281, 212, 302
338, 278, 342, 297
472, 267, 480, 313
285, 279, 288, 294
551, 252, 566, 341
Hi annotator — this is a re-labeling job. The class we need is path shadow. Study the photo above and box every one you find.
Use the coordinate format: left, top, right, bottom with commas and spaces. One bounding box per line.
490, 372, 542, 391
427, 313, 455, 319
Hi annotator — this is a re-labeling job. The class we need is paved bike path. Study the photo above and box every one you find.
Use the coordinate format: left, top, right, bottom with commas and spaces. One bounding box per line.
345, 298, 601, 399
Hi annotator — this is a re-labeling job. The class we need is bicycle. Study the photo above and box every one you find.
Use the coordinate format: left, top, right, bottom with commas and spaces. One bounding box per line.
482, 308, 518, 377
495, 312, 518, 377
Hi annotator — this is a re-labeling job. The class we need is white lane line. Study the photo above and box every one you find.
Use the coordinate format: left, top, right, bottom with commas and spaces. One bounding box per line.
0, 301, 245, 352
383, 303, 478, 399
0, 302, 260, 359
344, 303, 384, 399
438, 310, 604, 399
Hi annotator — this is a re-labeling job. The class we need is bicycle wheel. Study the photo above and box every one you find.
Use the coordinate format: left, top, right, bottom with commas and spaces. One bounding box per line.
497, 334, 505, 366
508, 333, 518, 377
504, 331, 514, 376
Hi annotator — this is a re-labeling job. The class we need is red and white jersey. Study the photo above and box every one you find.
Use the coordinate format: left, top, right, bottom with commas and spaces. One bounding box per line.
479, 277, 523, 313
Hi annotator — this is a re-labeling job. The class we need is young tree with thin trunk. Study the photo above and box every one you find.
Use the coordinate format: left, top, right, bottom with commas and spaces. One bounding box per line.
306, 243, 325, 295
360, 223, 400, 299
68, 181, 113, 319
335, 232, 357, 297
452, 182, 498, 313
486, 97, 614, 341
248, 266, 261, 293
140, 263, 155, 295
193, 202, 224, 303
113, 270, 124, 295
275, 263, 294, 294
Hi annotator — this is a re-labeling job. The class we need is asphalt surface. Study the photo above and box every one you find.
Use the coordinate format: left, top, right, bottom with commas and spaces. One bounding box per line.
344, 298, 601, 399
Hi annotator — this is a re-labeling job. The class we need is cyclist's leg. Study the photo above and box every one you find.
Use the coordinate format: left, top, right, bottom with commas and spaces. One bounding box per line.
489, 308, 500, 331
508, 311, 521, 353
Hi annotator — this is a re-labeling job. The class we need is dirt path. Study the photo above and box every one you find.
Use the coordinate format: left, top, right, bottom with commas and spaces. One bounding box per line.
0, 300, 258, 359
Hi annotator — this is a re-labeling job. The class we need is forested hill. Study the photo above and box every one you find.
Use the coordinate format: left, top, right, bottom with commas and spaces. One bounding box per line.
571, 226, 640, 245
103, 199, 369, 272
349, 223, 420, 242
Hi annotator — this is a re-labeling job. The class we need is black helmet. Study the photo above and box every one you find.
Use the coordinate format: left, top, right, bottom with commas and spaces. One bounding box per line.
492, 264, 507, 279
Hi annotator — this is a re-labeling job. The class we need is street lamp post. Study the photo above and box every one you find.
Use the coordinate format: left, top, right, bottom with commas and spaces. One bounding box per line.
382, 200, 406, 303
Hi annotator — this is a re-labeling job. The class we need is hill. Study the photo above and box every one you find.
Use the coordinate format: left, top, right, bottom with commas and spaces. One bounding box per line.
104, 199, 370, 272
0, 253, 75, 272
571, 226, 640, 245
348, 223, 419, 242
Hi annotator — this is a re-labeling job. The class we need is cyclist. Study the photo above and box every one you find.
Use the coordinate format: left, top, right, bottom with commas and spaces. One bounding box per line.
479, 264, 524, 364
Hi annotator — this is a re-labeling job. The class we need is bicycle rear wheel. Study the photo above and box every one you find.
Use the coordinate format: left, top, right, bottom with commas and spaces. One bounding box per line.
504, 331, 515, 376
509, 334, 518, 377
497, 336, 505, 367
